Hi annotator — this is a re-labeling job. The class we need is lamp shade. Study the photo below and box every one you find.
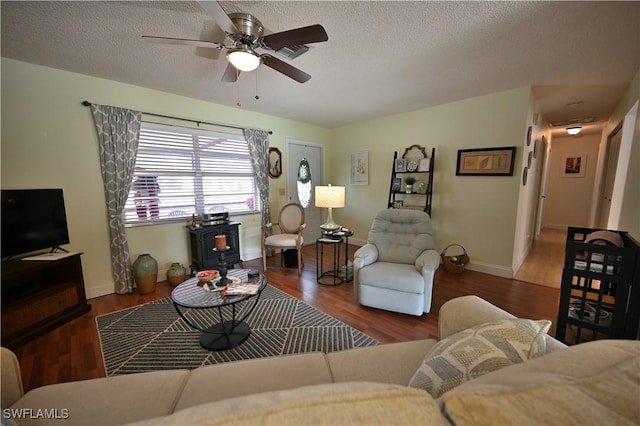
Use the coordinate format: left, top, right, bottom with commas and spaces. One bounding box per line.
566, 127, 582, 135
227, 46, 261, 72
315, 185, 345, 231
315, 185, 345, 208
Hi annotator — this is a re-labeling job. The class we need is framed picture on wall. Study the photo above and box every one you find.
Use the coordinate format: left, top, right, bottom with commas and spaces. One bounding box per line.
350, 151, 369, 185
456, 147, 516, 176
561, 154, 587, 178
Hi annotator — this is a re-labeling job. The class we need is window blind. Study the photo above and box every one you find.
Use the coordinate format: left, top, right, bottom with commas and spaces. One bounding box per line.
124, 122, 259, 224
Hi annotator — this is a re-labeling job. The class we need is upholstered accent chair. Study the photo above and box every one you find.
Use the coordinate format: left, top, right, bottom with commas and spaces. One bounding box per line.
262, 203, 306, 274
353, 209, 440, 316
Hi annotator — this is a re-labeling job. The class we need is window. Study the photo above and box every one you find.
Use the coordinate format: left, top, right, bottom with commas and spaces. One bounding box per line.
124, 122, 259, 225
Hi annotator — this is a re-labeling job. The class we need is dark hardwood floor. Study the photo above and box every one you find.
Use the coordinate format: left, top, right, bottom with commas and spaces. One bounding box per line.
8, 243, 560, 392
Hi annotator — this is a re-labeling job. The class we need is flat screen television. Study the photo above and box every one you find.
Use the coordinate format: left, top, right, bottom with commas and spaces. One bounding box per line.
1, 189, 70, 257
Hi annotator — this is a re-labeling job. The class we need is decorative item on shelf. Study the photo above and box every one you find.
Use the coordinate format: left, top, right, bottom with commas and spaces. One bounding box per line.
394, 158, 406, 172
391, 177, 401, 192
404, 176, 416, 193
393, 200, 403, 209
418, 157, 430, 172
440, 244, 469, 274
315, 184, 345, 231
166, 262, 187, 287
402, 144, 428, 162
132, 253, 158, 294
418, 182, 426, 194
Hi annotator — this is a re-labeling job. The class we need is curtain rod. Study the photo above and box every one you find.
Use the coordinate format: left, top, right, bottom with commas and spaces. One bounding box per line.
82, 101, 273, 135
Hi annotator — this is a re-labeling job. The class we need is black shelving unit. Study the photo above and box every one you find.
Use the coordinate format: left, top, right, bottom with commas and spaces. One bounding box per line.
555, 227, 640, 345
388, 147, 435, 215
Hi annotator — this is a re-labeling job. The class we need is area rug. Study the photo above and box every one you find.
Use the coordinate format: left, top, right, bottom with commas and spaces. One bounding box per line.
97, 285, 379, 376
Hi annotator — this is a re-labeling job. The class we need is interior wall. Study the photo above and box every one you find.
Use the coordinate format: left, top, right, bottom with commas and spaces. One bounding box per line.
599, 68, 640, 239
330, 87, 530, 277
1, 58, 331, 298
542, 133, 601, 229
512, 92, 547, 274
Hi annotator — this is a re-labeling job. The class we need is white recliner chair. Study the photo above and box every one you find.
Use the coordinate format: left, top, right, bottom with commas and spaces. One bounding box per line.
353, 209, 440, 316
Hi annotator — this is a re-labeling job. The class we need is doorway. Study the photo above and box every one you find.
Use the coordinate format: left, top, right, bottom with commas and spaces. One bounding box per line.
598, 126, 623, 228
286, 140, 323, 244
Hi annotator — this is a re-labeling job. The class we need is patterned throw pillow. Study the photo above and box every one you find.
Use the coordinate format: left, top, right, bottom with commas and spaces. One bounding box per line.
408, 318, 551, 398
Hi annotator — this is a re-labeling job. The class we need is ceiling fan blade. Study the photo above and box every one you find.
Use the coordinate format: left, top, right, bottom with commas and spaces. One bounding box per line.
261, 24, 328, 50
197, 1, 239, 35
142, 36, 225, 49
221, 63, 239, 82
262, 55, 311, 83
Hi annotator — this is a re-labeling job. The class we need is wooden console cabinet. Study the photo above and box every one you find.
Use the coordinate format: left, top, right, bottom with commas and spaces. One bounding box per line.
189, 222, 243, 274
1, 253, 91, 348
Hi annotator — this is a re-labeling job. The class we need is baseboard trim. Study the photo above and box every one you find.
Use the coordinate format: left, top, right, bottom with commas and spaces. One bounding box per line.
466, 261, 514, 279
86, 283, 116, 299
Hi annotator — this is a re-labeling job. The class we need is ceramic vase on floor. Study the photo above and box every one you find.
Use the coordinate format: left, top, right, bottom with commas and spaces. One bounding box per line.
132, 253, 158, 294
166, 262, 187, 287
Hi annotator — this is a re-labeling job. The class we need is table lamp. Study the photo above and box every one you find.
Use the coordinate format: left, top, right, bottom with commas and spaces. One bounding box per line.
315, 184, 345, 231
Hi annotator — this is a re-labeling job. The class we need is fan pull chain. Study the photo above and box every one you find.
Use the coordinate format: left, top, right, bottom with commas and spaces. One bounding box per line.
236, 67, 242, 107
255, 69, 260, 100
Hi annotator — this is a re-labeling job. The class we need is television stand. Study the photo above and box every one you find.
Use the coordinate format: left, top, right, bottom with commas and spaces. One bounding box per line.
1, 253, 91, 348
22, 251, 79, 261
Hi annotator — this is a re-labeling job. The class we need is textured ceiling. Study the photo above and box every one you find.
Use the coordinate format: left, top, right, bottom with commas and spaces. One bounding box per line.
2, 1, 639, 134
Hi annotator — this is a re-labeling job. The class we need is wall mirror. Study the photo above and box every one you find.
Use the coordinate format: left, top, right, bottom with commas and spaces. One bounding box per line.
268, 147, 282, 178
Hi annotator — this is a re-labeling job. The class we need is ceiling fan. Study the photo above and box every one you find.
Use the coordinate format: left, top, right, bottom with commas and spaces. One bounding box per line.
142, 1, 328, 83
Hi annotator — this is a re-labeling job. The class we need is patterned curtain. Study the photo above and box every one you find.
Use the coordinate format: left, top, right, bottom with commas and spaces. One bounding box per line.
90, 105, 141, 294
244, 129, 271, 228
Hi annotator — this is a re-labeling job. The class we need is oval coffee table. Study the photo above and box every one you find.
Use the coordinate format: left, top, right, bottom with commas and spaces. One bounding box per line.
171, 269, 267, 351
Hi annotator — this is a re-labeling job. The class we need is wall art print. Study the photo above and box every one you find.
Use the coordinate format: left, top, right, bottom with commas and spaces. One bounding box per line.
561, 154, 587, 178
456, 147, 516, 176
350, 150, 369, 185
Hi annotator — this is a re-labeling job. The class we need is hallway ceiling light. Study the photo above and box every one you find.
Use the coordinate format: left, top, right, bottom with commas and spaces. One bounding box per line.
566, 127, 582, 135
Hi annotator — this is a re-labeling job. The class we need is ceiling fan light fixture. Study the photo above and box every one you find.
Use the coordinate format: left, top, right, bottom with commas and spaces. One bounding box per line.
566, 127, 582, 136
227, 46, 261, 72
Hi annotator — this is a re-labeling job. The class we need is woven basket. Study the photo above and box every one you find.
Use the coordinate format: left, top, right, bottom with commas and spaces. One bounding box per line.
441, 244, 469, 274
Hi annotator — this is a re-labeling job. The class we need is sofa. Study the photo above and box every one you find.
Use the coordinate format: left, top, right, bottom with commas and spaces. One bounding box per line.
2, 295, 638, 425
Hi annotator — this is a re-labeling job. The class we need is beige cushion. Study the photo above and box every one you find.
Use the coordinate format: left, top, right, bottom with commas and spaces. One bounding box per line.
126, 382, 448, 426
408, 318, 551, 397
442, 339, 640, 426
1, 347, 24, 408
10, 370, 190, 425
328, 339, 438, 385
438, 295, 566, 353
264, 233, 302, 248
175, 352, 332, 411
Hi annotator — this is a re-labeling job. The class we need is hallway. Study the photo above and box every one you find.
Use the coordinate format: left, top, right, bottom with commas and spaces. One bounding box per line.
515, 228, 566, 288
